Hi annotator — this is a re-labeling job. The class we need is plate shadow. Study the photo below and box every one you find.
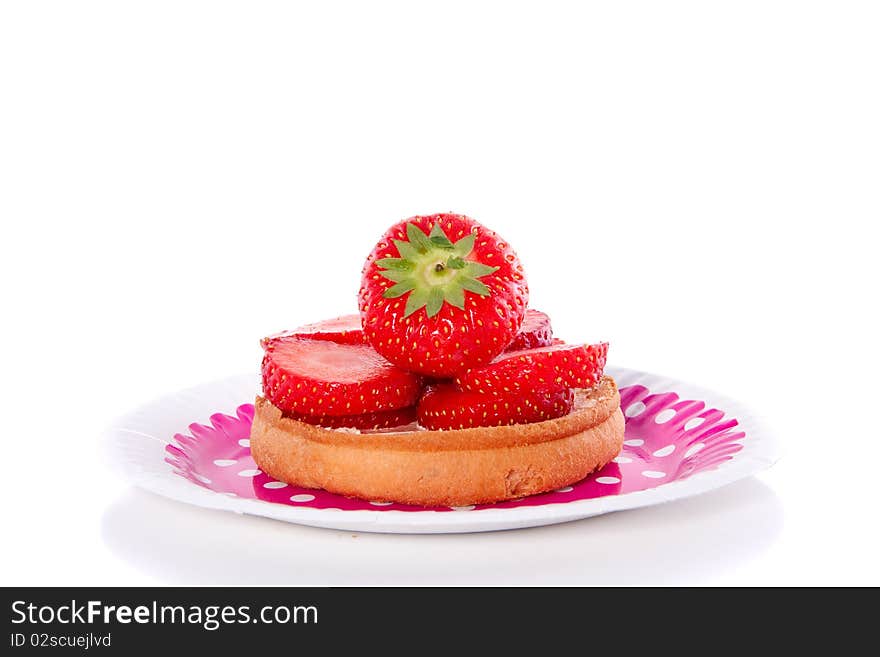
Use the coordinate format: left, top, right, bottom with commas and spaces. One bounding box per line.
101, 477, 782, 585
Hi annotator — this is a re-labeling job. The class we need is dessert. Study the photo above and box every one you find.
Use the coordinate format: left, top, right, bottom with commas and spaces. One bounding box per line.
250, 212, 624, 506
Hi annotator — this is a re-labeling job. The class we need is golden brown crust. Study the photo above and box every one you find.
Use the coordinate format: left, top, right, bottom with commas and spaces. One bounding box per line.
250, 376, 624, 506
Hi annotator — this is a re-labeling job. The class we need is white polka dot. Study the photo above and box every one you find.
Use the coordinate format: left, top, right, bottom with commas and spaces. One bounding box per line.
642, 470, 666, 479
323, 507, 343, 511
450, 505, 475, 511
238, 438, 251, 447
290, 494, 315, 503
655, 409, 676, 424
213, 459, 237, 467
236, 469, 261, 477
684, 443, 706, 458
193, 474, 211, 484
596, 476, 621, 484
263, 481, 288, 489
623, 438, 644, 447
624, 401, 646, 418
652, 444, 676, 457
369, 501, 393, 506
684, 418, 705, 431
555, 486, 574, 493
613, 456, 633, 464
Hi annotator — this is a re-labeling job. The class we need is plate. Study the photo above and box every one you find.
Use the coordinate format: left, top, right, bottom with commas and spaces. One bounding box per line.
105, 367, 779, 533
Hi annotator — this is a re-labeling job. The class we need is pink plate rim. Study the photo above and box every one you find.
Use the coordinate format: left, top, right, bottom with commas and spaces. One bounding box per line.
103, 367, 781, 534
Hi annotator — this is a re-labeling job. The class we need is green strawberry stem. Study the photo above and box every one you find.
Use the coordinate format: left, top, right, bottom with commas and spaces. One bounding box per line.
375, 222, 499, 317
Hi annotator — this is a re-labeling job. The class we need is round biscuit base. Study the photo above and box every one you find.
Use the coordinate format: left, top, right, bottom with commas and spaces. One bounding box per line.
250, 377, 625, 507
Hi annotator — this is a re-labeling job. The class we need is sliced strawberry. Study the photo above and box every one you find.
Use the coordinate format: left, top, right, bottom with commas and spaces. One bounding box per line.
505, 309, 553, 351
261, 337, 422, 416
418, 383, 573, 430
456, 342, 609, 396
260, 314, 364, 349
289, 406, 416, 431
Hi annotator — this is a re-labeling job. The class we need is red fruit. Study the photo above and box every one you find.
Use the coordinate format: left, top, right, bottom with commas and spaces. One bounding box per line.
505, 309, 553, 352
260, 314, 365, 348
289, 406, 416, 431
456, 342, 609, 396
359, 213, 529, 377
417, 383, 574, 430
261, 337, 422, 416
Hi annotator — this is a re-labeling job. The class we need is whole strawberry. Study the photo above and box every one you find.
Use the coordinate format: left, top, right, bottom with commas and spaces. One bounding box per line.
359, 214, 528, 377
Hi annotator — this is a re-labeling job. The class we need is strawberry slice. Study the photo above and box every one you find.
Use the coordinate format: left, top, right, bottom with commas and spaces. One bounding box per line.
456, 342, 609, 396
261, 337, 422, 416
260, 314, 364, 348
418, 383, 574, 430
289, 406, 416, 431
505, 309, 553, 351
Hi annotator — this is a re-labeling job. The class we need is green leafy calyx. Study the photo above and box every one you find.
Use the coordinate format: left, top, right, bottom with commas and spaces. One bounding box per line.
376, 222, 499, 317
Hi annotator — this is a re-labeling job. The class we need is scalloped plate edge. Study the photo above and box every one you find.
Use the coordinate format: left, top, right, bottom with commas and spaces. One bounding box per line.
102, 367, 781, 533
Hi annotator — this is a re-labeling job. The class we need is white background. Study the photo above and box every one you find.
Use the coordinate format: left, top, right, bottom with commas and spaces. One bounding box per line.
1, 1, 878, 585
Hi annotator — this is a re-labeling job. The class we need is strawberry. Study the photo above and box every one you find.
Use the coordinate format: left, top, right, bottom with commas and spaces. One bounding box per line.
261, 337, 422, 416
505, 309, 553, 351
359, 213, 529, 377
289, 406, 416, 431
260, 314, 364, 349
417, 383, 574, 430
456, 342, 609, 396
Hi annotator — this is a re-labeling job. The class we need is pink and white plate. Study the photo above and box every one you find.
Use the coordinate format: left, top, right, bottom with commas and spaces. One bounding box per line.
105, 367, 779, 533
